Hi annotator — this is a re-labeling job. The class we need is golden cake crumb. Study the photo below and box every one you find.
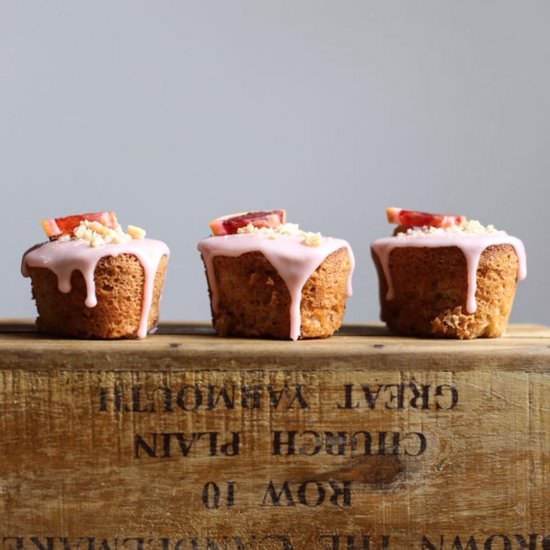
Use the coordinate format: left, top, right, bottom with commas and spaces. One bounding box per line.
371, 244, 519, 339
28, 254, 168, 339
205, 247, 351, 339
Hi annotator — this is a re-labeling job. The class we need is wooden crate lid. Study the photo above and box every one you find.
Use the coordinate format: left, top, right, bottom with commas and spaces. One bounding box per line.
1, 321, 549, 372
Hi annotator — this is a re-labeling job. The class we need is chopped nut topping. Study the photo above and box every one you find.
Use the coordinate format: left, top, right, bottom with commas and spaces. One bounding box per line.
127, 225, 146, 240
302, 232, 322, 247
86, 221, 113, 237
399, 219, 501, 238
237, 222, 324, 247
71, 220, 144, 247
91, 235, 104, 248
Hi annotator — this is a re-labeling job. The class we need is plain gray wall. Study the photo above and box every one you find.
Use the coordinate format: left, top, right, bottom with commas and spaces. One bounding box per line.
1, 1, 548, 325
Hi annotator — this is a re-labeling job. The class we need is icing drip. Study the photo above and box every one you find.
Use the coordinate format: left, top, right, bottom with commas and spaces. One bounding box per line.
371, 232, 527, 314
198, 233, 355, 341
22, 238, 170, 338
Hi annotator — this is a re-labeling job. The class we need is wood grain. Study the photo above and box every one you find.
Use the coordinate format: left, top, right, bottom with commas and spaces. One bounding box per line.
0, 322, 549, 549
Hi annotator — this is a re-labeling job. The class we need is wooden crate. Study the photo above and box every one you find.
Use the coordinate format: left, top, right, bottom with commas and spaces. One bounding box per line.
0, 321, 549, 549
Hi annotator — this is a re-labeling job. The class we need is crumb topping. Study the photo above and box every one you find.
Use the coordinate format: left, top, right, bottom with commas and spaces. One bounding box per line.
398, 219, 501, 239
127, 225, 146, 240
236, 222, 323, 247
71, 221, 147, 247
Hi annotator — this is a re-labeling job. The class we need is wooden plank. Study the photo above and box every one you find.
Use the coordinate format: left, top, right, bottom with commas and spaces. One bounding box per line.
1, 323, 550, 372
0, 322, 549, 548
3, 320, 550, 335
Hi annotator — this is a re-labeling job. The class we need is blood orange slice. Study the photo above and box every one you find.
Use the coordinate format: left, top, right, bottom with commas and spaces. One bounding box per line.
386, 207, 463, 229
41, 211, 118, 239
209, 210, 286, 236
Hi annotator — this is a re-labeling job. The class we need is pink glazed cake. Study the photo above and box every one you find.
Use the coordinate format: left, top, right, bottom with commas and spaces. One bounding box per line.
371, 208, 527, 339
198, 210, 355, 340
22, 212, 169, 339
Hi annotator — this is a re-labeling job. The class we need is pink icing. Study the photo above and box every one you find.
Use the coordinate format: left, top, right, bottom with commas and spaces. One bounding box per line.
22, 238, 170, 338
371, 232, 527, 314
198, 233, 355, 340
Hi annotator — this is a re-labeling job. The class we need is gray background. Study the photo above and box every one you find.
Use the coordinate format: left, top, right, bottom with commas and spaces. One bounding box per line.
1, 1, 548, 325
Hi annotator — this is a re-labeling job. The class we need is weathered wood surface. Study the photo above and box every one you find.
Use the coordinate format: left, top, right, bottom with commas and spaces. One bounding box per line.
0, 322, 549, 549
